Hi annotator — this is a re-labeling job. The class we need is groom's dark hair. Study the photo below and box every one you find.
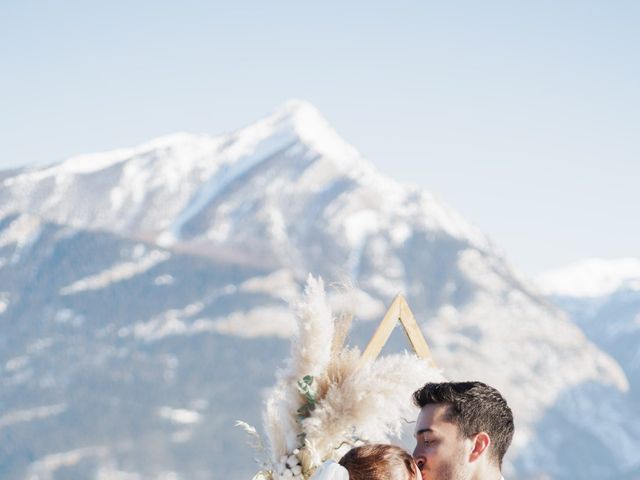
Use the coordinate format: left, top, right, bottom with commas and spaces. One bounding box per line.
413, 381, 514, 467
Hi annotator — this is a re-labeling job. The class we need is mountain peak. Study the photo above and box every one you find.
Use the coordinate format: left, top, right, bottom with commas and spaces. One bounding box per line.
259, 99, 362, 167
277, 98, 322, 118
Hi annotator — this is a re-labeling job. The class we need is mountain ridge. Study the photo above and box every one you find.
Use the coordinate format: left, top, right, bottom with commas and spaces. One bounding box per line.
1, 100, 494, 264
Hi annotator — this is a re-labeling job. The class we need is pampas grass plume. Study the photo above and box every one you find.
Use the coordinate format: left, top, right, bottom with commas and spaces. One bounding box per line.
258, 275, 444, 476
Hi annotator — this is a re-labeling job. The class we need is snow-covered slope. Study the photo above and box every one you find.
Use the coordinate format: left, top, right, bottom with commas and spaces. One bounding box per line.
537, 258, 640, 298
1, 102, 639, 479
537, 258, 640, 477
536, 259, 640, 366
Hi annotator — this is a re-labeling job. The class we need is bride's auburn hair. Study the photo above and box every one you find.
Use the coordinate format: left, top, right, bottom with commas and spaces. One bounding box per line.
338, 444, 417, 480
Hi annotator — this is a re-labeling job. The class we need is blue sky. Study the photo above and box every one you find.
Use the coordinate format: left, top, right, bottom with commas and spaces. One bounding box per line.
2, 0, 639, 276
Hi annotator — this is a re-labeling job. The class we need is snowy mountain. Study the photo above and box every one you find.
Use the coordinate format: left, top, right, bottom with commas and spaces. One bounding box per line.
0, 100, 488, 270
537, 258, 640, 473
1, 101, 639, 479
536, 259, 640, 385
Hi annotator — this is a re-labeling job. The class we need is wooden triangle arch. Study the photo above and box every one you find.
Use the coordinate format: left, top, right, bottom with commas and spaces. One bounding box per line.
361, 294, 436, 365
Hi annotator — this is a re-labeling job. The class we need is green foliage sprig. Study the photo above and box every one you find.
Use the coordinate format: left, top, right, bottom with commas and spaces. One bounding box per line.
296, 375, 316, 422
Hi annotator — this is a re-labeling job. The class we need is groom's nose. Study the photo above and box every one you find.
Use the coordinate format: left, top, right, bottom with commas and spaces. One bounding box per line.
412, 443, 422, 461
413, 446, 426, 472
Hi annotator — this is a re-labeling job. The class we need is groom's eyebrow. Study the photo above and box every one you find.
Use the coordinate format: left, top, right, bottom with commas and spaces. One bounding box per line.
415, 428, 434, 436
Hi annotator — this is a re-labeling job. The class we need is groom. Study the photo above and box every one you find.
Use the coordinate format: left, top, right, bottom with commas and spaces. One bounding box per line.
412, 381, 514, 480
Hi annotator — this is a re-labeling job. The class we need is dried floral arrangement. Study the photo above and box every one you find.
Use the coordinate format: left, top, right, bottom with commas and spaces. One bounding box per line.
238, 276, 443, 480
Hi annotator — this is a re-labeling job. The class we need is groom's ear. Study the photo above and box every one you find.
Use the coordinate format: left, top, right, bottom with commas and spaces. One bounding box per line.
468, 432, 491, 463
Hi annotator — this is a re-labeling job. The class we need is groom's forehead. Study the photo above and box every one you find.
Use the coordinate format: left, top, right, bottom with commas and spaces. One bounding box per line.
415, 403, 455, 432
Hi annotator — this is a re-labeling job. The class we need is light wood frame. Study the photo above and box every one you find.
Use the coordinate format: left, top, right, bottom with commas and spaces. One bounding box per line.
360, 294, 435, 365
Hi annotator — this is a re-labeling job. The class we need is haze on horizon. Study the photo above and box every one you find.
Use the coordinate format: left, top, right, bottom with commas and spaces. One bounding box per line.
1, 0, 638, 277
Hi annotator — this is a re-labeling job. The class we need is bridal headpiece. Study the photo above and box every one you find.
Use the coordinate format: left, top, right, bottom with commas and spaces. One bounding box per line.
308, 461, 349, 480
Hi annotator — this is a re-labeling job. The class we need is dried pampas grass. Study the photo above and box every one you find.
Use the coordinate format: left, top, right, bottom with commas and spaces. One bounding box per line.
303, 352, 443, 465
262, 275, 336, 459
244, 275, 444, 479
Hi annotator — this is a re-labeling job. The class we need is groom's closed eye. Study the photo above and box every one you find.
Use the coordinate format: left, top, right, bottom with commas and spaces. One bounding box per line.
422, 436, 439, 446
416, 430, 439, 446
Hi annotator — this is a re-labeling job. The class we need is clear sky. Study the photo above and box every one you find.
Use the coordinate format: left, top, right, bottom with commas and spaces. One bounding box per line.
2, 0, 639, 277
